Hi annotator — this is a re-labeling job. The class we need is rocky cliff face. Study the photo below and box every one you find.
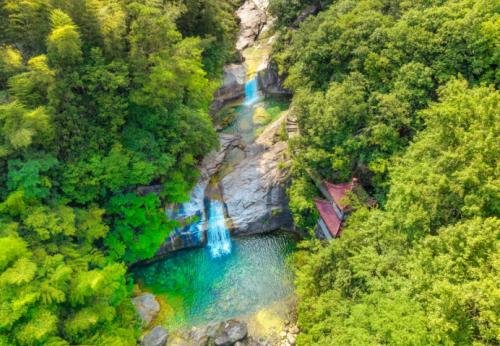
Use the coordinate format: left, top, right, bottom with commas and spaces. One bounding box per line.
257, 62, 292, 98
221, 114, 293, 235
209, 0, 293, 236
160, 0, 294, 252
211, 0, 279, 113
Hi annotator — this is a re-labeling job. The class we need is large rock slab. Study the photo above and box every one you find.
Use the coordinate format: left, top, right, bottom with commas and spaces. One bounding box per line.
214, 320, 248, 346
142, 326, 168, 346
133, 293, 160, 326
221, 114, 293, 235
200, 134, 242, 180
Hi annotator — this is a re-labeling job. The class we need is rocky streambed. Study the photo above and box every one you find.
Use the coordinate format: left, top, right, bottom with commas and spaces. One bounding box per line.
136, 294, 300, 346
159, 0, 294, 253
133, 1, 299, 345
201, 0, 294, 237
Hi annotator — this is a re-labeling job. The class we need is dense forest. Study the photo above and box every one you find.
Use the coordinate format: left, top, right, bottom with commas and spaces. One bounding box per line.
0, 0, 241, 344
270, 0, 499, 345
1, 0, 498, 345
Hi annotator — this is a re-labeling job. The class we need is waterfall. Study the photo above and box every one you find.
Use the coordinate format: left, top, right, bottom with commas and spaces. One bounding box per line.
244, 78, 261, 106
207, 200, 232, 258
180, 182, 207, 220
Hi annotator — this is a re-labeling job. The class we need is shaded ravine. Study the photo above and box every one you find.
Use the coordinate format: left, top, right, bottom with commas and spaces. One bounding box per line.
133, 0, 297, 336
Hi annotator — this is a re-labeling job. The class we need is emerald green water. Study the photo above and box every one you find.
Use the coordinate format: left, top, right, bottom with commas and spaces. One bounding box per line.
133, 232, 297, 330
222, 99, 289, 144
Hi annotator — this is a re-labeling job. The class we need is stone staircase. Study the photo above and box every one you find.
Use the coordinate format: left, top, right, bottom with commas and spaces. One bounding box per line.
286, 114, 299, 138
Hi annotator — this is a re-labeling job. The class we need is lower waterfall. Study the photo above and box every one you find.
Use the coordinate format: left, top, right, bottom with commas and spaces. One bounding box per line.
207, 199, 232, 258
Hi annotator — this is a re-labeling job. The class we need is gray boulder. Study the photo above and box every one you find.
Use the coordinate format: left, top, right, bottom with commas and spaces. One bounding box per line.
188, 322, 221, 346
142, 326, 168, 346
234, 337, 267, 346
221, 114, 294, 235
132, 293, 160, 326
214, 320, 248, 346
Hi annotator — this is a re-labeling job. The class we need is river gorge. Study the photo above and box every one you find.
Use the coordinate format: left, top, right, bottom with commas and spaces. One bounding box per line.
133, 1, 299, 345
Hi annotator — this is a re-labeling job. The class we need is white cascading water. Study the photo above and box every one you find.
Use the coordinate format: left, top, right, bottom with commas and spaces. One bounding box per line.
170, 74, 261, 256
207, 200, 232, 258
244, 77, 261, 106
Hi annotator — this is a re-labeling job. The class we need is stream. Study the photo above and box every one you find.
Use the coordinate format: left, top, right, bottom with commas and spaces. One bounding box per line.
133, 76, 295, 330
132, 0, 296, 332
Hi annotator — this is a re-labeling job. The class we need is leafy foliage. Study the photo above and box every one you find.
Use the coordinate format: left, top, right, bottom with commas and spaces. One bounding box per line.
0, 0, 238, 344
293, 80, 499, 345
105, 193, 178, 264
0, 197, 137, 345
269, 0, 326, 28
277, 0, 498, 202
274, 1, 500, 344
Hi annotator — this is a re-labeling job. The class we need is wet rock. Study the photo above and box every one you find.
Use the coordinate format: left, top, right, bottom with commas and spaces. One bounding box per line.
214, 320, 248, 346
133, 294, 160, 326
142, 326, 168, 346
235, 337, 267, 346
236, 0, 268, 50
221, 114, 294, 235
167, 335, 193, 346
136, 184, 164, 197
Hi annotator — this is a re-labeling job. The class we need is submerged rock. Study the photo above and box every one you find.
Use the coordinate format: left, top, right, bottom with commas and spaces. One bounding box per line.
143, 326, 168, 346
214, 320, 248, 346
221, 114, 294, 235
133, 293, 160, 326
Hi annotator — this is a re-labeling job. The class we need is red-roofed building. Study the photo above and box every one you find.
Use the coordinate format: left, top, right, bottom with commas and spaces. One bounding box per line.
314, 177, 367, 240
324, 178, 357, 213
314, 199, 342, 239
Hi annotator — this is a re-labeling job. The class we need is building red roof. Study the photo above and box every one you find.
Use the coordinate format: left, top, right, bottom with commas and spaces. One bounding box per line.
324, 178, 356, 212
314, 199, 342, 238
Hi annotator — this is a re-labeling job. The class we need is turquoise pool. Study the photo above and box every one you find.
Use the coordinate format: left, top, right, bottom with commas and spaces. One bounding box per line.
132, 232, 297, 330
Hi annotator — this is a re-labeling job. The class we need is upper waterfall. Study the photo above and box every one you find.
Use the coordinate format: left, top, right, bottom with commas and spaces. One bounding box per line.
244, 78, 262, 106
